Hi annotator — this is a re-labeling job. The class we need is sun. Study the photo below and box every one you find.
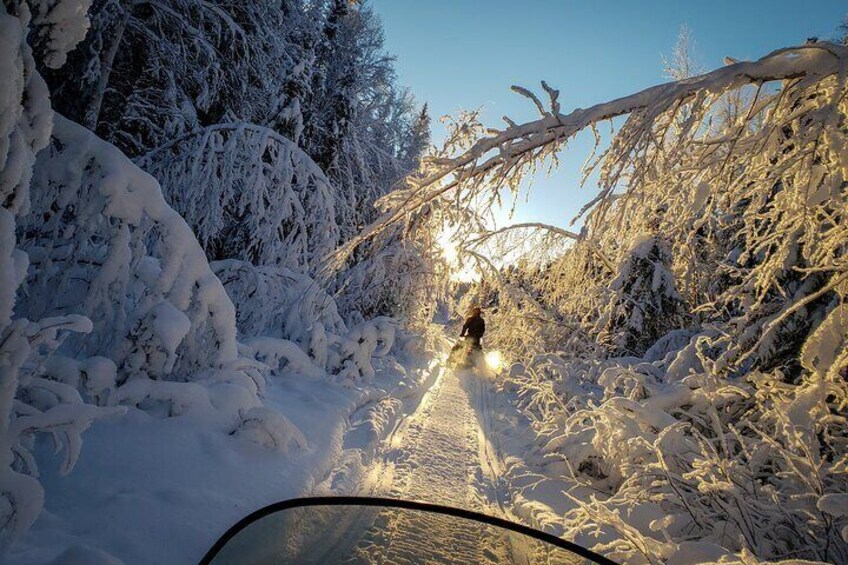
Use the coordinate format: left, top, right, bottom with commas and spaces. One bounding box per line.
436, 226, 481, 283
437, 228, 459, 263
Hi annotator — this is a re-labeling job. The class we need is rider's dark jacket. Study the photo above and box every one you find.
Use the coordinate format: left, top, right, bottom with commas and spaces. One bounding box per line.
460, 314, 485, 344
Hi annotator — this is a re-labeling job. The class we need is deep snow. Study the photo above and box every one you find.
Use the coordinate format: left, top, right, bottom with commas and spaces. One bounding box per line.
3, 354, 432, 564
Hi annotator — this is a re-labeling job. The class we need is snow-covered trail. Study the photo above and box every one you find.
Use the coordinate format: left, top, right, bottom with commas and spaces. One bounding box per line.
343, 362, 515, 563
313, 352, 581, 564
206, 349, 589, 564
350, 362, 496, 563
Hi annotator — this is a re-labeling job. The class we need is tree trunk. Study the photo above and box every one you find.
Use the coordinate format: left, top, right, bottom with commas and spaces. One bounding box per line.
83, 2, 133, 131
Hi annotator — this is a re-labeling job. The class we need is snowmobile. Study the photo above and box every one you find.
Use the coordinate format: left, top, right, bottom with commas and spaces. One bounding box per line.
447, 336, 484, 370
200, 495, 618, 564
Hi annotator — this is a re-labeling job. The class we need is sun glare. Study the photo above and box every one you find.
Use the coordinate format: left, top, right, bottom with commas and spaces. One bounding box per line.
485, 350, 504, 372
437, 229, 459, 263
436, 227, 480, 283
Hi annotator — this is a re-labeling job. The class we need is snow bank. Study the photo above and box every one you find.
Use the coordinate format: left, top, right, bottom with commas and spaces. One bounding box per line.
4, 341, 426, 564
47, 544, 124, 565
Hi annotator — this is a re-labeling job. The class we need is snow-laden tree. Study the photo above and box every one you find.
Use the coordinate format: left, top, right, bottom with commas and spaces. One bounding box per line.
595, 234, 687, 357
326, 109, 493, 327
332, 225, 440, 325
342, 41, 848, 561
402, 103, 432, 173
44, 0, 243, 154
0, 1, 132, 544
18, 116, 241, 377
42, 0, 321, 157
138, 123, 339, 272
306, 0, 424, 242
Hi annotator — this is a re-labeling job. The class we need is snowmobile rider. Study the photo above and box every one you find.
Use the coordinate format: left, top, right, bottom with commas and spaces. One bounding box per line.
460, 307, 486, 349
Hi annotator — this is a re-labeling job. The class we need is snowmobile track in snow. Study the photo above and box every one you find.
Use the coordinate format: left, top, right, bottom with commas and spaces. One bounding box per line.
323, 355, 573, 564
340, 362, 499, 563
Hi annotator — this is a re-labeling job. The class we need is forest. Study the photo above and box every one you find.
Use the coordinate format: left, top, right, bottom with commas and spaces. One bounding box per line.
1, 1, 847, 564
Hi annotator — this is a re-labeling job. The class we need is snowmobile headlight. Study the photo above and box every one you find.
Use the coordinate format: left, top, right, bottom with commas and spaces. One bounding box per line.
485, 350, 504, 372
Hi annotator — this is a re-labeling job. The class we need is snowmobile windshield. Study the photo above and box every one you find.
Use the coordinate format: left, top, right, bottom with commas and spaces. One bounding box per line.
200, 496, 618, 565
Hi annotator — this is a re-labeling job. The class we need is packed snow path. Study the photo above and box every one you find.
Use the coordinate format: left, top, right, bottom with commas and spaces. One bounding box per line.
328, 359, 582, 564
344, 364, 501, 563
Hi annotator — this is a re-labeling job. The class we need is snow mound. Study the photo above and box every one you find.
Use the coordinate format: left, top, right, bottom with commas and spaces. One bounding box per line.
233, 406, 308, 454
241, 337, 326, 380
48, 544, 124, 565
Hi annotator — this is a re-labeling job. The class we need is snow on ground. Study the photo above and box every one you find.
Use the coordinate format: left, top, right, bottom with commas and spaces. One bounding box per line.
3, 354, 431, 565
477, 371, 589, 539
341, 362, 510, 564
305, 341, 584, 564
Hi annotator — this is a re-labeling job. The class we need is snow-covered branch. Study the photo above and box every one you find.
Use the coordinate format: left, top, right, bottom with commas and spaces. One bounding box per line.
138, 122, 339, 272
467, 222, 614, 273
341, 43, 848, 258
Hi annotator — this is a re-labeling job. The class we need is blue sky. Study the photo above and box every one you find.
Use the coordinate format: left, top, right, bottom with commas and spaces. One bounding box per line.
371, 0, 847, 229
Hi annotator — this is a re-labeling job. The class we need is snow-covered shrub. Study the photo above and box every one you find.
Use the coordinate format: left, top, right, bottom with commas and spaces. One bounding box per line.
503, 356, 604, 428
0, 315, 126, 544
555, 352, 847, 563
41, 355, 117, 406
214, 259, 400, 385
16, 116, 240, 377
139, 124, 339, 272
240, 337, 326, 380
232, 406, 307, 454
234, 310, 397, 387
498, 327, 847, 563
212, 259, 347, 346
121, 301, 192, 378
329, 317, 397, 386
